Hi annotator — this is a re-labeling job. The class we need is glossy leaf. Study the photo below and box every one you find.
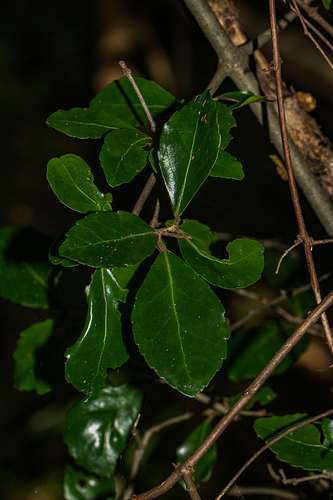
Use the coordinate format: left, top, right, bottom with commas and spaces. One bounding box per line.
100, 129, 152, 187
65, 268, 129, 396
13, 319, 58, 394
132, 251, 229, 397
225, 323, 309, 381
210, 150, 244, 180
46, 107, 135, 139
64, 385, 142, 477
49, 235, 79, 267
59, 211, 158, 268
0, 226, 55, 308
226, 386, 277, 410
176, 421, 217, 485
179, 225, 264, 289
90, 77, 178, 127
217, 90, 267, 110
254, 414, 333, 471
158, 91, 220, 217
47, 154, 113, 213
64, 464, 115, 500
216, 102, 236, 149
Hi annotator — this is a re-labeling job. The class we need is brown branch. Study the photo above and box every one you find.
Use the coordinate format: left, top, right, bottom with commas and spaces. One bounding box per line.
129, 290, 333, 500
216, 407, 333, 499
295, 0, 333, 38
188, 0, 333, 236
183, 468, 203, 500
279, 467, 333, 486
269, 0, 333, 355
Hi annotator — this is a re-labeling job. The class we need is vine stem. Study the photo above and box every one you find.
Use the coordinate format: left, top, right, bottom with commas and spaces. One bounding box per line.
128, 289, 333, 500
269, 0, 333, 357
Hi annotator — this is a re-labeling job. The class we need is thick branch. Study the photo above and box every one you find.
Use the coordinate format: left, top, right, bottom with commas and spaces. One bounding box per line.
183, 0, 333, 236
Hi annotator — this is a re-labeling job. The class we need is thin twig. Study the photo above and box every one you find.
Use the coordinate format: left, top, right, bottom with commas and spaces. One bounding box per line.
183, 468, 203, 500
279, 467, 333, 485
128, 290, 333, 500
269, 0, 333, 356
132, 172, 156, 216
290, 0, 333, 70
216, 408, 333, 499
119, 61, 156, 133
295, 0, 333, 38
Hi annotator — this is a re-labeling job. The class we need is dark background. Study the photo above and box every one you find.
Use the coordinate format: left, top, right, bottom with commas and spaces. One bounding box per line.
2, 1, 333, 499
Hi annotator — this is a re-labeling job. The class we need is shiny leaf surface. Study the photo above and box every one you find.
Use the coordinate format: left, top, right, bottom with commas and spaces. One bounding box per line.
210, 151, 244, 180
46, 107, 134, 139
176, 421, 217, 485
90, 77, 178, 127
254, 414, 333, 471
217, 90, 267, 110
59, 211, 158, 268
64, 464, 115, 500
65, 268, 129, 396
47, 154, 112, 213
216, 102, 236, 149
64, 385, 142, 477
158, 91, 220, 217
0, 226, 55, 308
100, 129, 152, 187
225, 323, 309, 381
132, 251, 229, 397
179, 223, 264, 289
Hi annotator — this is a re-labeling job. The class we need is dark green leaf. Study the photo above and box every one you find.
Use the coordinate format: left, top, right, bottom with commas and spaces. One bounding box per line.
322, 0, 331, 9
254, 414, 333, 471
179, 230, 264, 289
64, 385, 142, 477
13, 319, 58, 394
49, 235, 79, 267
217, 90, 267, 110
65, 268, 129, 396
46, 107, 135, 139
90, 77, 178, 127
64, 464, 116, 500
59, 211, 158, 268
47, 154, 113, 213
158, 91, 221, 217
225, 323, 309, 381
176, 421, 217, 485
226, 386, 277, 410
100, 129, 152, 187
132, 251, 229, 397
0, 226, 55, 308
216, 102, 236, 149
210, 151, 244, 180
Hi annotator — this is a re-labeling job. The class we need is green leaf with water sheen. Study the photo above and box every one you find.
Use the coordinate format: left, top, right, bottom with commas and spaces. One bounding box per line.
65, 268, 129, 396
210, 151, 244, 180
90, 77, 178, 127
47, 154, 113, 213
46, 107, 135, 139
179, 226, 264, 289
59, 211, 158, 268
254, 414, 333, 471
225, 323, 309, 382
13, 319, 61, 395
0, 226, 55, 308
100, 129, 152, 187
64, 385, 142, 477
158, 91, 220, 217
216, 102, 236, 149
64, 464, 115, 500
217, 90, 267, 110
176, 421, 217, 485
132, 251, 229, 397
